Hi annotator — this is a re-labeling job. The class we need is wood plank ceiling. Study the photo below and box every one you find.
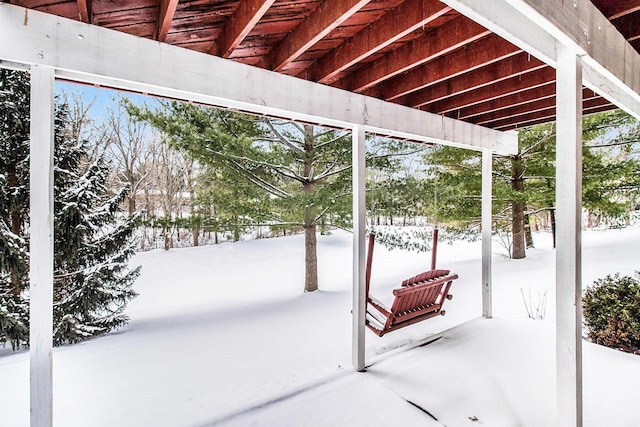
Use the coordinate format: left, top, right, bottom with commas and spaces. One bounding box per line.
8, 0, 640, 131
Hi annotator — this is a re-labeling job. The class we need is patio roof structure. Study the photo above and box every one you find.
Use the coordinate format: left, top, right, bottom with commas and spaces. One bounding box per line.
5, 0, 640, 129
1, 1, 640, 426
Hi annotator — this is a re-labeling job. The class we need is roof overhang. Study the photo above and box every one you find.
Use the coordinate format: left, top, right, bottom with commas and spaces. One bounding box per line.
0, 3, 518, 155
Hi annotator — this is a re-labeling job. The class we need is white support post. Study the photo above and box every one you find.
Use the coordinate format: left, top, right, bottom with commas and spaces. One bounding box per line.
555, 43, 583, 427
352, 124, 366, 372
481, 148, 492, 319
29, 64, 55, 427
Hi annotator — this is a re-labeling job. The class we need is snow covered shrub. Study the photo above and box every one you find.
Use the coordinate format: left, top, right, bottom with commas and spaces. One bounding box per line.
582, 272, 640, 355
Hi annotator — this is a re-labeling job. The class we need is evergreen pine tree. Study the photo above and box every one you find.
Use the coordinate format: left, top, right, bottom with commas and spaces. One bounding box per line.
52, 104, 140, 345
0, 69, 30, 349
0, 69, 140, 348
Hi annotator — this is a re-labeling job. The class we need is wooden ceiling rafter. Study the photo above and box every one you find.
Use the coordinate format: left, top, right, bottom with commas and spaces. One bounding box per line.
491, 98, 615, 131
306, 0, 452, 84
77, 0, 91, 24
157, 0, 179, 42
471, 88, 601, 126
259, 0, 371, 72
343, 15, 491, 93
596, 0, 640, 20
425, 67, 556, 115
404, 52, 547, 108
376, 34, 521, 101
214, 0, 277, 58
452, 82, 558, 121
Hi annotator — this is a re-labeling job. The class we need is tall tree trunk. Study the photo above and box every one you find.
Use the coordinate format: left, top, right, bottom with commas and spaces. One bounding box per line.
303, 125, 318, 292
304, 202, 318, 292
193, 227, 199, 247
524, 210, 534, 248
189, 187, 199, 247
163, 226, 171, 251
128, 196, 136, 215
511, 155, 526, 259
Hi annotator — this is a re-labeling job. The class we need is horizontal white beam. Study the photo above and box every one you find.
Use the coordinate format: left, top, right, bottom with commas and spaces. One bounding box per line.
443, 0, 640, 120
441, 0, 556, 66
0, 4, 517, 155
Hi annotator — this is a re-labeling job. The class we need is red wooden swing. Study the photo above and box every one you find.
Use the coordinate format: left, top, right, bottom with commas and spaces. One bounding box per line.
364, 231, 459, 337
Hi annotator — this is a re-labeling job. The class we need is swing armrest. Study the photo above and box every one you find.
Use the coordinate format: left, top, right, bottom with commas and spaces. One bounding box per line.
367, 295, 392, 318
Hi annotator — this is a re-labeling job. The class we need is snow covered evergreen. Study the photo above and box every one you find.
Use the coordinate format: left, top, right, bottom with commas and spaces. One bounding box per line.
0, 69, 140, 349
52, 104, 140, 345
0, 69, 30, 349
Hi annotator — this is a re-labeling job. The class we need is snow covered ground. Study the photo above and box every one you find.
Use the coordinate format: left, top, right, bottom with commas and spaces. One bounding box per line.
1, 227, 639, 426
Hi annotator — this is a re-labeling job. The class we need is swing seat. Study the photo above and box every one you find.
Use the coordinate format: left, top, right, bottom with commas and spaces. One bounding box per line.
366, 270, 458, 337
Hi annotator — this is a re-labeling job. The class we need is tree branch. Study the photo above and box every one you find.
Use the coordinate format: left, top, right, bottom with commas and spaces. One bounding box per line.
263, 118, 305, 156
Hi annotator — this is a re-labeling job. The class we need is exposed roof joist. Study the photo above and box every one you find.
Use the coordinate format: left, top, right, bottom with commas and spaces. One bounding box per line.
453, 81, 557, 121
344, 15, 491, 92
473, 88, 604, 127
406, 52, 547, 109
375, 34, 521, 101
77, 0, 91, 23
599, 1, 640, 20
308, 0, 452, 84
260, 0, 371, 72
214, 0, 277, 58
157, 0, 178, 42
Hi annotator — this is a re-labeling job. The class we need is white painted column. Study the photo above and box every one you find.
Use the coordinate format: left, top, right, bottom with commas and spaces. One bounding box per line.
352, 124, 366, 372
481, 149, 492, 319
555, 43, 583, 427
29, 65, 55, 427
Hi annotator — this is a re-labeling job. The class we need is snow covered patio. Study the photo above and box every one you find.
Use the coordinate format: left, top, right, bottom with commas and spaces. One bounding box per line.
1, 228, 639, 426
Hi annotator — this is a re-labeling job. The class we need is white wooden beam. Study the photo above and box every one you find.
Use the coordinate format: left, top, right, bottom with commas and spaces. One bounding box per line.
442, 0, 640, 120
352, 125, 366, 372
0, 3, 517, 155
555, 43, 583, 427
481, 148, 493, 319
440, 0, 556, 65
29, 64, 55, 427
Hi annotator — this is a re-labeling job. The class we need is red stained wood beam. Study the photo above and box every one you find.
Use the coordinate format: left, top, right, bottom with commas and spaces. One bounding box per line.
263, 0, 371, 72
310, 0, 452, 84
374, 34, 520, 101
453, 82, 557, 121
157, 0, 179, 42
493, 100, 615, 131
595, 0, 640, 20
345, 15, 490, 92
607, 12, 640, 41
424, 67, 556, 115
483, 97, 616, 130
215, 0, 276, 58
471, 88, 600, 126
77, 0, 92, 23
402, 52, 546, 108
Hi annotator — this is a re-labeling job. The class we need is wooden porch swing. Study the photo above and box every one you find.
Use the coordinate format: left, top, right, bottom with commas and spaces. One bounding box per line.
364, 231, 458, 337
